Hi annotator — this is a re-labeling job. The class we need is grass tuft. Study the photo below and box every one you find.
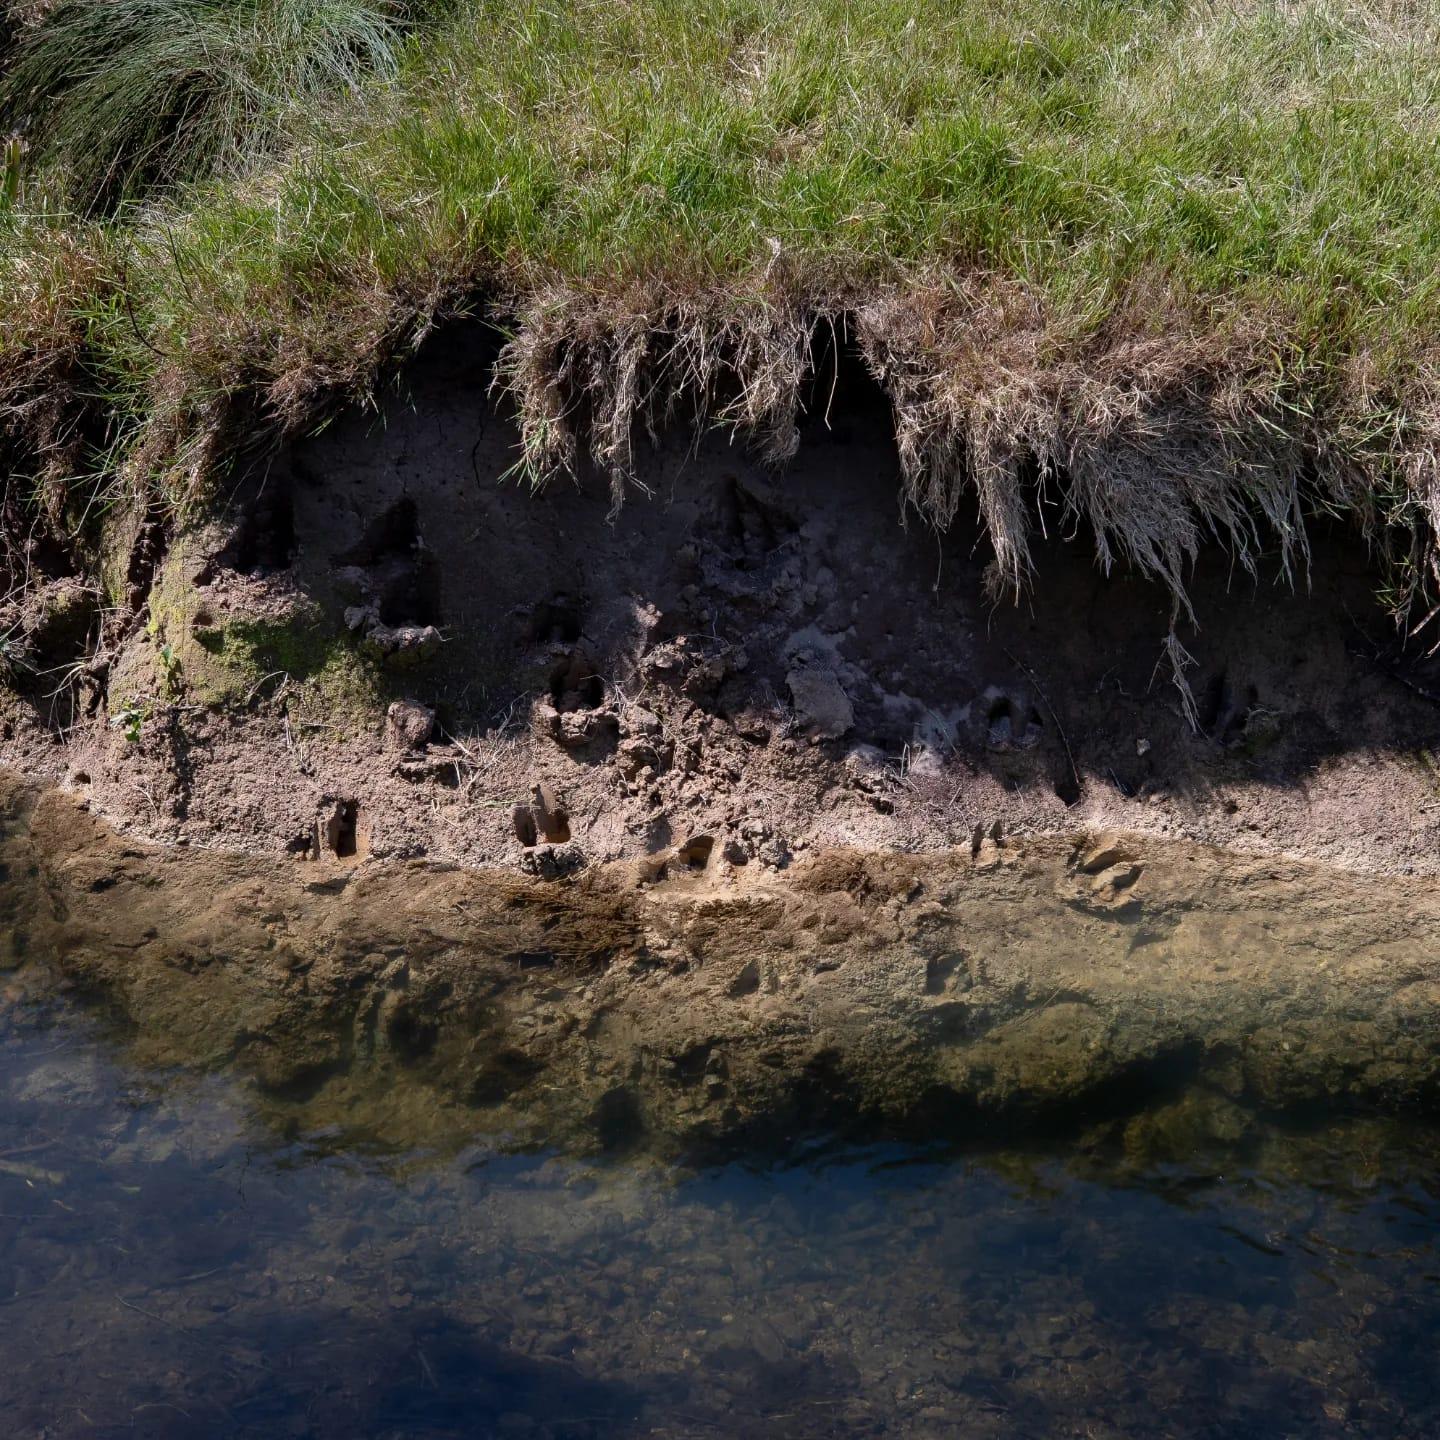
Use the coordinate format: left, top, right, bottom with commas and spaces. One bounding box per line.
0, 0, 426, 213
0, 211, 112, 583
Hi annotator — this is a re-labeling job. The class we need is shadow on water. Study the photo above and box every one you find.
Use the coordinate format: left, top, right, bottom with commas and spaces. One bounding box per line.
4, 991, 1440, 1439
200, 1311, 641, 1438
60, 1309, 643, 1440
0, 996, 881, 1440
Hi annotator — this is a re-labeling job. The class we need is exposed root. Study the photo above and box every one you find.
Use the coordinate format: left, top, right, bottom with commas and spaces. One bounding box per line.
852, 285, 1347, 613
854, 286, 1370, 706
495, 285, 811, 514
1369, 375, 1440, 651
494, 279, 1420, 714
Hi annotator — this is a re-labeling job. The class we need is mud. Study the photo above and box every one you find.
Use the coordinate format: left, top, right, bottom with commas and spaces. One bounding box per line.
4, 772, 1439, 1160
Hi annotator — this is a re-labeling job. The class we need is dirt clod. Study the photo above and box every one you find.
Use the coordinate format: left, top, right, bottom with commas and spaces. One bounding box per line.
385, 698, 435, 751
531, 780, 570, 843
517, 841, 585, 880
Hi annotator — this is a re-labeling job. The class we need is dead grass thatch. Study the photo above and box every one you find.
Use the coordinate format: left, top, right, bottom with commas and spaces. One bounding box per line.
491, 277, 1427, 713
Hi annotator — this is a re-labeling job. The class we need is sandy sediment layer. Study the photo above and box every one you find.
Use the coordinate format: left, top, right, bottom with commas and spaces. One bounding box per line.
3, 774, 1438, 1157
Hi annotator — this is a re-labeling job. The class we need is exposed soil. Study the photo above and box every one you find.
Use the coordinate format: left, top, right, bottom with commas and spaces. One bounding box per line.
5, 772, 1440, 1159
3, 327, 1439, 879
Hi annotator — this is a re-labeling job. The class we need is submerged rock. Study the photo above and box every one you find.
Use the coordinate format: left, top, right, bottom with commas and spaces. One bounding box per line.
7, 776, 1438, 1163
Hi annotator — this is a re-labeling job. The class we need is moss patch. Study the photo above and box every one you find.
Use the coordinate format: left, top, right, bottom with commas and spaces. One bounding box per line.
191, 616, 384, 721
144, 536, 386, 729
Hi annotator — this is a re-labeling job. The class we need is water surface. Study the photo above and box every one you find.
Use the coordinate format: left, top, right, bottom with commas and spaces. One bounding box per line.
2, 987, 1439, 1438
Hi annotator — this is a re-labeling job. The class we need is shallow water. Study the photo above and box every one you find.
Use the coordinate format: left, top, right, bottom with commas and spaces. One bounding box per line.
3, 991, 1440, 1438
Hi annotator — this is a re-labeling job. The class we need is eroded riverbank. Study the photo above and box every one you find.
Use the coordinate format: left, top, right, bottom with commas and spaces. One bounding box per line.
4, 772, 1439, 1161
7, 329, 1440, 885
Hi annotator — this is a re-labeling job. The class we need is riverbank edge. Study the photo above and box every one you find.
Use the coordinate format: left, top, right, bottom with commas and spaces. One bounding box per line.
4, 772, 1439, 1159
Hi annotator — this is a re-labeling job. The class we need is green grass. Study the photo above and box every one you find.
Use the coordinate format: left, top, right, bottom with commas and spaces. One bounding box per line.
4, 0, 1440, 661
0, 0, 432, 215
126, 0, 1440, 349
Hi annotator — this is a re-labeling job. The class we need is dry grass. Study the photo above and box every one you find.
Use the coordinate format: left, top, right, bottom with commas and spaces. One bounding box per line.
492, 275, 1397, 705
0, 216, 111, 582
496, 284, 814, 513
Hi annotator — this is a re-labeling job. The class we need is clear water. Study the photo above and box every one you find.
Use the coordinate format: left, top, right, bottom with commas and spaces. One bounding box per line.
3, 990, 1440, 1439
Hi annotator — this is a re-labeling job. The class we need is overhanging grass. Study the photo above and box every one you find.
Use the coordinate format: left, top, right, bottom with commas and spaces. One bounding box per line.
3, 0, 1440, 688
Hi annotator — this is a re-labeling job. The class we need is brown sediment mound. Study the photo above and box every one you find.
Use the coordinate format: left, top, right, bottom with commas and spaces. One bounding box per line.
5, 774, 1438, 1158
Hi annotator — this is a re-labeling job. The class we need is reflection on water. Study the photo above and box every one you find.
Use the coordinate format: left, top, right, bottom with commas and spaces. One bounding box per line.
2, 990, 1439, 1440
